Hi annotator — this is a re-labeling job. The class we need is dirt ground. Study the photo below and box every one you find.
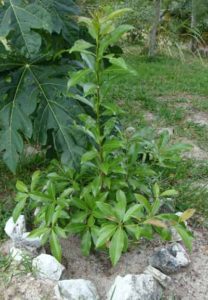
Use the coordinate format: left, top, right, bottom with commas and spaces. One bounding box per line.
60, 227, 208, 300
1, 227, 207, 299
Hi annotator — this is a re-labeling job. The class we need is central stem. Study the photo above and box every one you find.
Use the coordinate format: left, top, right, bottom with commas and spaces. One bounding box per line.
95, 17, 104, 188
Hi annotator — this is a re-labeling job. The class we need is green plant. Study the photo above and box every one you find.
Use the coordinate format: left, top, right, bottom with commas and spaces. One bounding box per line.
12, 9, 194, 266
0, 0, 88, 173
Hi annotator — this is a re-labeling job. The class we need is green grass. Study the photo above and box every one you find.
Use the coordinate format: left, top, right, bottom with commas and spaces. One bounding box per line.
109, 50, 208, 220
0, 153, 48, 240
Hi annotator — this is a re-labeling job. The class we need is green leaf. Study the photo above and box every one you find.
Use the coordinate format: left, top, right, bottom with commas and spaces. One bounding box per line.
160, 189, 179, 197
100, 25, 133, 57
66, 223, 85, 234
69, 40, 94, 54
151, 198, 162, 216
174, 224, 194, 251
109, 228, 124, 266
12, 198, 26, 222
125, 224, 142, 239
16, 180, 28, 193
54, 226, 67, 239
104, 8, 132, 21
96, 202, 115, 219
50, 230, 62, 262
96, 224, 117, 248
103, 139, 124, 154
115, 190, 127, 221
29, 227, 50, 238
153, 183, 160, 199
29, 192, 51, 202
135, 194, 151, 214
81, 149, 98, 163
31, 170, 41, 191
0, 2, 53, 57
123, 204, 143, 222
0, 63, 86, 172
68, 69, 91, 89
81, 230, 91, 256
45, 204, 55, 226
140, 224, 153, 240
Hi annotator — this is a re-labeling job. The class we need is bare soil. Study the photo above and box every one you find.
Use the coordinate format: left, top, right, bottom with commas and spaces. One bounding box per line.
186, 112, 208, 126
60, 228, 208, 300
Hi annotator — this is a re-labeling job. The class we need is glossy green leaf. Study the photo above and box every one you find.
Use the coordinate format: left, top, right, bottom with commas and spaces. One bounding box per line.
115, 190, 127, 221
174, 224, 194, 251
66, 223, 86, 234
109, 228, 124, 266
50, 230, 62, 262
12, 198, 26, 222
16, 180, 28, 193
29, 227, 50, 238
81, 149, 98, 163
160, 189, 179, 197
135, 194, 151, 213
96, 224, 117, 248
123, 204, 143, 222
81, 230, 92, 256
69, 39, 94, 54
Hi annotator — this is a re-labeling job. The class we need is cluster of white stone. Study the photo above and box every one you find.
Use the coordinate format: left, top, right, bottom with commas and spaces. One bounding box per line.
3, 215, 190, 300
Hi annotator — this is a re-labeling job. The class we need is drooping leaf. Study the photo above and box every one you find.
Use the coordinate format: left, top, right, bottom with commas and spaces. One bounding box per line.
50, 230, 62, 261
174, 224, 194, 251
81, 229, 91, 256
109, 227, 124, 266
12, 197, 27, 222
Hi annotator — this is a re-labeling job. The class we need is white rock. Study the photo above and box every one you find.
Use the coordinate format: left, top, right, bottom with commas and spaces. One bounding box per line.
10, 247, 27, 262
21, 232, 42, 249
172, 243, 191, 266
5, 215, 26, 240
32, 254, 65, 281
56, 279, 99, 300
171, 227, 182, 242
149, 243, 190, 274
107, 274, 163, 300
144, 265, 172, 288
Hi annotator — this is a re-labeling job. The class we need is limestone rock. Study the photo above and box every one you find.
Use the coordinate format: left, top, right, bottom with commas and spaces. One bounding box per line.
107, 274, 163, 300
3, 274, 58, 300
4, 215, 26, 240
56, 279, 99, 300
15, 232, 42, 251
144, 265, 172, 288
32, 254, 65, 281
149, 243, 190, 274
10, 247, 26, 262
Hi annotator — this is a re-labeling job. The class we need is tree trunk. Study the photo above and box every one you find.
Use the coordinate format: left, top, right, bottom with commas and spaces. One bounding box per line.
191, 0, 197, 52
148, 0, 161, 58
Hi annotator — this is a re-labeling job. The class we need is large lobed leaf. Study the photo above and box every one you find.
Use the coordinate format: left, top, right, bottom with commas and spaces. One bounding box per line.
0, 0, 85, 172
0, 59, 86, 172
0, 0, 53, 57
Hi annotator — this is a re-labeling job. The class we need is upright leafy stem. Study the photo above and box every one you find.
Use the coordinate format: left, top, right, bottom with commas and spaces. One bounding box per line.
12, 8, 194, 265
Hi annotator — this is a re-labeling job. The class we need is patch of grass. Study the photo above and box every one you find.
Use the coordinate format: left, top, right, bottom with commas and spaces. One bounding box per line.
110, 50, 208, 220
0, 251, 34, 285
0, 153, 48, 240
